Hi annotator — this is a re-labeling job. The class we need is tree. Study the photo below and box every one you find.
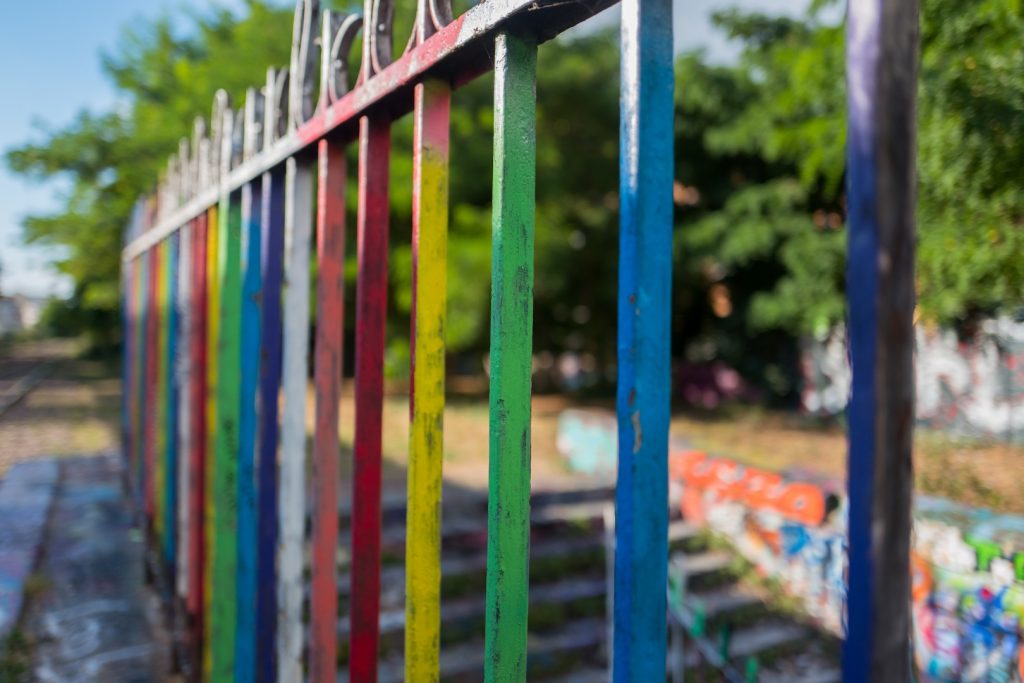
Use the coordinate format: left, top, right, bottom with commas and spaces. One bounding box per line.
6, 1, 296, 349
7, 0, 1021, 402
681, 0, 1024, 340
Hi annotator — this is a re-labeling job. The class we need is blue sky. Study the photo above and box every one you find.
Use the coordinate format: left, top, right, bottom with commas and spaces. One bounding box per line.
0, 0, 800, 299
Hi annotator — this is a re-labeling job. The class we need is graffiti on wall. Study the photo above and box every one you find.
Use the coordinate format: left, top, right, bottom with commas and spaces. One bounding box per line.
802, 316, 1024, 443
556, 409, 618, 477
667, 448, 1024, 682
555, 409, 1024, 680
669, 449, 849, 635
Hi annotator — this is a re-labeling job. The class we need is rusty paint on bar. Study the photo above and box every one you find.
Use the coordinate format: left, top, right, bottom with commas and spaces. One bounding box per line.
485, 32, 536, 683
350, 114, 390, 683
406, 78, 450, 682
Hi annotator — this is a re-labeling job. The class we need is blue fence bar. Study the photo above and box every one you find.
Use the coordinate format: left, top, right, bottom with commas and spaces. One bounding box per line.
613, 0, 674, 678
256, 168, 285, 683
844, 0, 918, 679
236, 175, 264, 682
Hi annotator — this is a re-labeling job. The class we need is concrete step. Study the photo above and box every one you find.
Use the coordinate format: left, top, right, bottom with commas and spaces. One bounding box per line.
686, 586, 764, 622
339, 617, 607, 683
336, 515, 698, 606
670, 551, 735, 586
338, 577, 607, 640
684, 621, 808, 667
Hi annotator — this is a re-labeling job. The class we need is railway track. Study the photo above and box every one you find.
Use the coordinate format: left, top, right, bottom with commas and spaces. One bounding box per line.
0, 354, 53, 419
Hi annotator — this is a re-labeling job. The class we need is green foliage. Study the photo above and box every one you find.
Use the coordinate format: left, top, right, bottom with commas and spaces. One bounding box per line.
5, 0, 1021, 398
6, 1, 296, 350
685, 0, 1024, 339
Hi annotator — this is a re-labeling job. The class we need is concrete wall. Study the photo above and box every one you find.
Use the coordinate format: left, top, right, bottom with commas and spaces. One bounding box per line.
802, 317, 1024, 443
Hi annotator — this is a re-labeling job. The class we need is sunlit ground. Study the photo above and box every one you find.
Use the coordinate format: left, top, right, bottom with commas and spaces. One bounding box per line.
2, 340, 1019, 515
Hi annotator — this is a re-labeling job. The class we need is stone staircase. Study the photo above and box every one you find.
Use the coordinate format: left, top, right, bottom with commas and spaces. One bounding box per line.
332, 484, 841, 681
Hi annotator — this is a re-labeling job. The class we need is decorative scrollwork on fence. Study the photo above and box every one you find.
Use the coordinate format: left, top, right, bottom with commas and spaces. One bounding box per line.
406, 0, 454, 51
210, 90, 231, 184
363, 0, 394, 80
289, 0, 320, 129
151, 0, 465, 218
178, 139, 192, 206
243, 87, 265, 163
322, 10, 364, 105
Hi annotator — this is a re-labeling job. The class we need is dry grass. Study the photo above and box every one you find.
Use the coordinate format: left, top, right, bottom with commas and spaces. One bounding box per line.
326, 387, 576, 494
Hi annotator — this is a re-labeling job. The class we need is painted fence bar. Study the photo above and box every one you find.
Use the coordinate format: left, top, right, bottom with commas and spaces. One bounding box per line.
843, 0, 918, 680
256, 168, 284, 683
176, 223, 192, 603
278, 156, 313, 683
164, 233, 180, 583
613, 0, 674, 678
485, 31, 537, 683
236, 173, 263, 683
311, 137, 345, 683
406, 77, 450, 681
350, 114, 390, 683
118, 0, 917, 680
188, 213, 209, 662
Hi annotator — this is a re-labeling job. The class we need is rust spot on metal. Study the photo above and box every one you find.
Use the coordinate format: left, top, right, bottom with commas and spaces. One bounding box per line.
631, 410, 642, 453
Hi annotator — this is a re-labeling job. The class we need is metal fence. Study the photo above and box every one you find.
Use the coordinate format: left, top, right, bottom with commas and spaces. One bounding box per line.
119, 0, 918, 680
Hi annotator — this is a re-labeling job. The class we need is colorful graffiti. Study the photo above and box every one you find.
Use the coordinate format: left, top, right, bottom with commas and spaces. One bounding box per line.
669, 448, 848, 635
556, 409, 1024, 679
802, 316, 1024, 443
667, 448, 1024, 681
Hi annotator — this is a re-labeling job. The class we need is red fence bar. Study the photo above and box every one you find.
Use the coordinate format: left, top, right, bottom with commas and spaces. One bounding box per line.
311, 137, 346, 683
350, 114, 390, 683
188, 213, 209, 670
843, 0, 918, 679
176, 222, 192, 604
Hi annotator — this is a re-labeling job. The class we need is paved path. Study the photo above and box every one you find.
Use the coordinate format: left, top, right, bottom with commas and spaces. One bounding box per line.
26, 455, 170, 683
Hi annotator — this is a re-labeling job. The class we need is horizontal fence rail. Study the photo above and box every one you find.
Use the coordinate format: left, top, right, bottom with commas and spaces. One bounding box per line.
120, 0, 917, 681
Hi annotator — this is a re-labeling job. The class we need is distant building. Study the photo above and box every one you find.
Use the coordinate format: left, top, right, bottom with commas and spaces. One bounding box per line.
0, 297, 22, 337
12, 295, 45, 329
